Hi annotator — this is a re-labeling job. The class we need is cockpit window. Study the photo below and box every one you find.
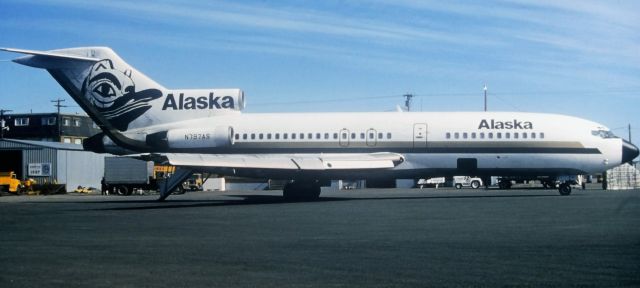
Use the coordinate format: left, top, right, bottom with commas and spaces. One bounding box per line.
591, 129, 617, 139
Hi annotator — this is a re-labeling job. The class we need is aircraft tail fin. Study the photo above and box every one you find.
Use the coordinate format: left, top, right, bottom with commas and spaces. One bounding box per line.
1, 47, 166, 133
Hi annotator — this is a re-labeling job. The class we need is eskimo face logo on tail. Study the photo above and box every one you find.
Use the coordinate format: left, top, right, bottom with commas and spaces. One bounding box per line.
81, 59, 162, 131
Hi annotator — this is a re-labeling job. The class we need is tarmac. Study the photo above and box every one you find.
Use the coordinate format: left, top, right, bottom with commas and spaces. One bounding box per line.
1, 187, 639, 287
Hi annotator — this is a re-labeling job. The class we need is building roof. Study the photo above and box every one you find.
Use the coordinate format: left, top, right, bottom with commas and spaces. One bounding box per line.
0, 138, 85, 151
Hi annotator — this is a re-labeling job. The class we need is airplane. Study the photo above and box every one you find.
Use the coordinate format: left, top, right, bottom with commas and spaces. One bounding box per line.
1, 47, 637, 200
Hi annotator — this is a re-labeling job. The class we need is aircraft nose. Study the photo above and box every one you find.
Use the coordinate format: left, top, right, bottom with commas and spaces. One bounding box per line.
622, 139, 639, 164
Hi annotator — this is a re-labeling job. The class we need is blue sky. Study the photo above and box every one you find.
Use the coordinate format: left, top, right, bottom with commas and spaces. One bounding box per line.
1, 0, 639, 137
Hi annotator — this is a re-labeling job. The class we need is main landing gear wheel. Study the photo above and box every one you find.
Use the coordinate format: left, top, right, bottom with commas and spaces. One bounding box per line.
283, 181, 321, 201
558, 183, 572, 196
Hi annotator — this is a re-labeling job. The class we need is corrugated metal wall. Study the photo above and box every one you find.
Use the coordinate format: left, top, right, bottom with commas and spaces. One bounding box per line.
1, 140, 106, 191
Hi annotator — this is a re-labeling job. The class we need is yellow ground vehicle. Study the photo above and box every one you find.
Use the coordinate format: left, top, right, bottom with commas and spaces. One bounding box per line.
0, 171, 35, 194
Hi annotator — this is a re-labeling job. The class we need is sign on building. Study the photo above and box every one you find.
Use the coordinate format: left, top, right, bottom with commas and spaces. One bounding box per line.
28, 163, 52, 176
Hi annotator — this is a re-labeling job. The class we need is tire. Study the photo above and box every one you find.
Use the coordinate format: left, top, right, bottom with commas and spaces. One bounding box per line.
116, 185, 129, 196
470, 181, 480, 189
559, 184, 572, 196
455, 183, 462, 189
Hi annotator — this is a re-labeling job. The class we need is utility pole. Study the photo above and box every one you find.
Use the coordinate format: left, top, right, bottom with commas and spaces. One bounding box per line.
483, 84, 488, 112
403, 93, 413, 112
51, 99, 67, 142
0, 109, 13, 139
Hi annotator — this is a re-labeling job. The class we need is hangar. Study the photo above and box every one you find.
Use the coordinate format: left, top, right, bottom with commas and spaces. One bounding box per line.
0, 139, 105, 191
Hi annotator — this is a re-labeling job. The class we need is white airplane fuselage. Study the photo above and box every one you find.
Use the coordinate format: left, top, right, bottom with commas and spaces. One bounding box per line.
118, 111, 626, 180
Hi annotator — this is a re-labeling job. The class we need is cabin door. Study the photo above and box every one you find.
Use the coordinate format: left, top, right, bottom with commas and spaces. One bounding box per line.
413, 123, 428, 149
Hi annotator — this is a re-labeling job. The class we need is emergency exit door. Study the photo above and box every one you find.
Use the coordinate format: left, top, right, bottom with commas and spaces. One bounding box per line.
413, 123, 427, 149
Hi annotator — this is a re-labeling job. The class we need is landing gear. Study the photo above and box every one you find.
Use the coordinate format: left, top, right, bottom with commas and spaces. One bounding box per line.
283, 180, 321, 201
558, 183, 572, 196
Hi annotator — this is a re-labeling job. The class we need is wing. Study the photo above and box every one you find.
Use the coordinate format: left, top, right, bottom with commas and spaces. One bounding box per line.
137, 152, 405, 170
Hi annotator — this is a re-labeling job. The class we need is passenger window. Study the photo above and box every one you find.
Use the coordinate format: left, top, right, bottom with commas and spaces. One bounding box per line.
342, 133, 347, 139
334, 133, 339, 139
324, 133, 329, 139
259, 133, 263, 140
308, 133, 313, 139
531, 132, 536, 139
505, 132, 510, 139
251, 133, 256, 140
463, 132, 468, 139
488, 133, 493, 139
351, 133, 356, 139
446, 132, 451, 139
300, 133, 304, 139
387, 133, 392, 139
369, 132, 374, 139
234, 134, 239, 140
497, 132, 502, 139
316, 133, 321, 139
284, 133, 288, 140
267, 133, 272, 140
480, 132, 485, 139
378, 133, 383, 139
275, 133, 280, 140
522, 133, 527, 139
243, 134, 247, 140
454, 132, 459, 139
360, 133, 365, 139
540, 132, 544, 139
471, 132, 476, 139
292, 133, 296, 140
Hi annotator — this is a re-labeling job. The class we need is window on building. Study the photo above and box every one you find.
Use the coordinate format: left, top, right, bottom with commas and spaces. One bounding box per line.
41, 117, 56, 126
73, 119, 81, 127
15, 118, 29, 126
63, 118, 70, 126
63, 137, 72, 143
74, 138, 82, 145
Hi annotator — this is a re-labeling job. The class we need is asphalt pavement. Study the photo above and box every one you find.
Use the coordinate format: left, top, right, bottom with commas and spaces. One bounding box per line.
1, 188, 639, 287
